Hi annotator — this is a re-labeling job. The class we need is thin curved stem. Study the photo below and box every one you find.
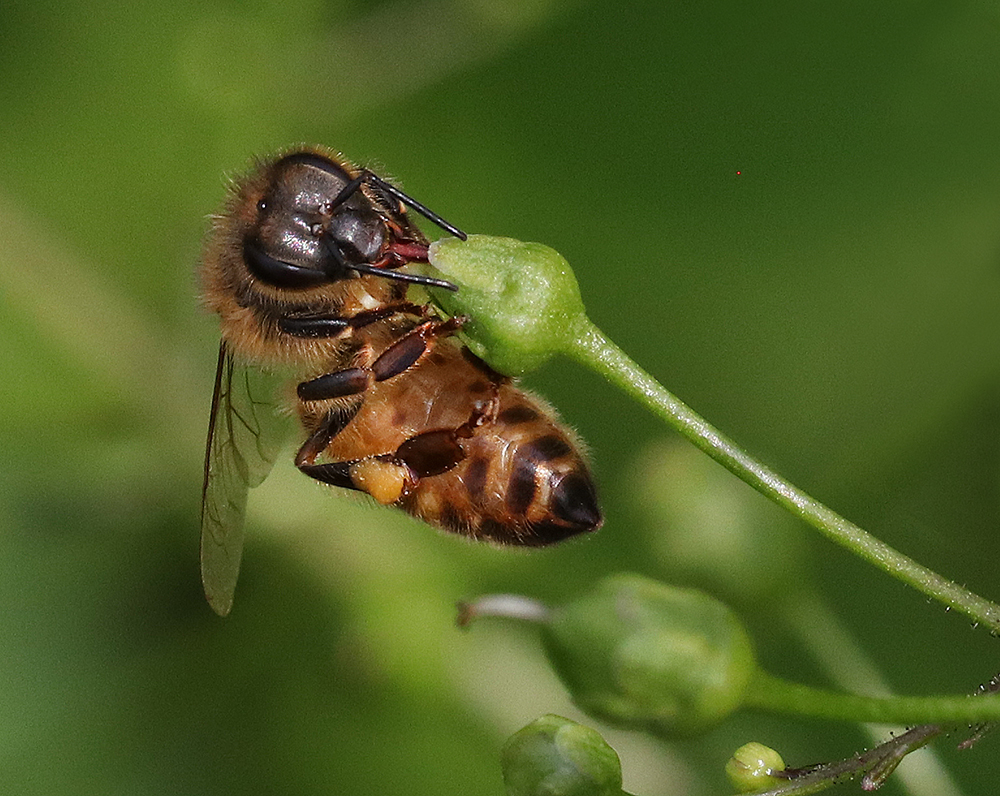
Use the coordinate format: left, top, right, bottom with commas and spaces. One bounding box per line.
746, 670, 1000, 724
565, 317, 1000, 633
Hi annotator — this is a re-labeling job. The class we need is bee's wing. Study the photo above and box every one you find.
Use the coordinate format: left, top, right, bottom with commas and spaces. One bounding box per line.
200, 342, 292, 616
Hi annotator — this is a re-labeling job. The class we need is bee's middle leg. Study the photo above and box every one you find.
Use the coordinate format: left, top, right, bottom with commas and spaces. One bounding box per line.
296, 316, 465, 402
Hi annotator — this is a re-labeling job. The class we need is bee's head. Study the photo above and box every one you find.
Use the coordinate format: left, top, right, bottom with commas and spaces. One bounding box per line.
238, 150, 459, 292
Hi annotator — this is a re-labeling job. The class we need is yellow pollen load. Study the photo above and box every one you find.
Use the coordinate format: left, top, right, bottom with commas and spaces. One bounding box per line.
349, 460, 408, 504
416, 489, 442, 517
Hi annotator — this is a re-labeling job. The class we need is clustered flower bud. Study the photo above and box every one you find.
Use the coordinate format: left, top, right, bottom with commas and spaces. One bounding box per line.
541, 574, 756, 737
428, 235, 588, 376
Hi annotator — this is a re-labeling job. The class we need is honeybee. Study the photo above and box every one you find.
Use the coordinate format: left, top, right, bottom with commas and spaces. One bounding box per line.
200, 146, 601, 615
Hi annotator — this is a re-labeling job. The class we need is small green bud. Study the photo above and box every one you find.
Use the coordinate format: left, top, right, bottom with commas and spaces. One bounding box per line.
427, 235, 587, 376
542, 574, 756, 737
725, 742, 786, 793
502, 714, 623, 796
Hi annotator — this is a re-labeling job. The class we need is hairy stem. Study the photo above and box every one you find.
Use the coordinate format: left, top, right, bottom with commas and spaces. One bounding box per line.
565, 317, 1000, 633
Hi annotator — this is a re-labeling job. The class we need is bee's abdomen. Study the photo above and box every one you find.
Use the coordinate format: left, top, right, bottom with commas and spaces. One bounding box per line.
401, 386, 602, 546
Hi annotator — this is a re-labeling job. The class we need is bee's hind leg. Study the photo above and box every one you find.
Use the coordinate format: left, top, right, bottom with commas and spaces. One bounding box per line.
294, 406, 359, 491
294, 406, 416, 506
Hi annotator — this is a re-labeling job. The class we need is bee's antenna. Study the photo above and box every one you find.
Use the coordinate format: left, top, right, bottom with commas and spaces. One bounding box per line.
329, 170, 467, 241
366, 173, 468, 241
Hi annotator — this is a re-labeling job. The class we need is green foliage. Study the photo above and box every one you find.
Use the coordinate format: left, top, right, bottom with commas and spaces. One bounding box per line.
3, 1, 1000, 795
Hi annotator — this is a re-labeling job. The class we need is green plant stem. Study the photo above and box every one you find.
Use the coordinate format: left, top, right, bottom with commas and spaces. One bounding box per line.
745, 669, 1000, 724
565, 317, 1000, 633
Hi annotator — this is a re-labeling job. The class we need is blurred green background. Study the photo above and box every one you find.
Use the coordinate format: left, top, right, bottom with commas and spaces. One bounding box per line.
2, 1, 1000, 794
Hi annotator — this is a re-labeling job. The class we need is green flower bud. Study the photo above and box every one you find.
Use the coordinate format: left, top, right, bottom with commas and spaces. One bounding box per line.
725, 742, 786, 793
502, 714, 623, 796
427, 235, 587, 376
542, 574, 756, 737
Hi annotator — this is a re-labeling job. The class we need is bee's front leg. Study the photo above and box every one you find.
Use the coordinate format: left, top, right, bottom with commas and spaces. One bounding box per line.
278, 302, 429, 339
